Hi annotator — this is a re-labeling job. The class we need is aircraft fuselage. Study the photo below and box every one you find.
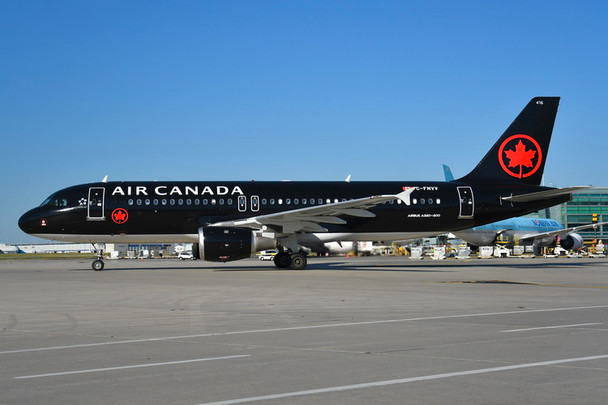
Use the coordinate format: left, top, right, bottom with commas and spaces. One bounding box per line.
19, 180, 569, 244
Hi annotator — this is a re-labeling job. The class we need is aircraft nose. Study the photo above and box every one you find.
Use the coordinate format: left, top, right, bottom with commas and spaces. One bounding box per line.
18, 209, 40, 234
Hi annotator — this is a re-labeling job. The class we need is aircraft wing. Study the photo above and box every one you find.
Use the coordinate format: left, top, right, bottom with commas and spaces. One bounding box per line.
211, 189, 415, 233
501, 186, 589, 203
518, 221, 608, 241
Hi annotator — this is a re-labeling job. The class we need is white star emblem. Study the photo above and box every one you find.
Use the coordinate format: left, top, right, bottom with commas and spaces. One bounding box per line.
79, 198, 87, 206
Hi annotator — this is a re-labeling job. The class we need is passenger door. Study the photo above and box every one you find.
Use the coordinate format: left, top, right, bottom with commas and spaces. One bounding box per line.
87, 187, 105, 221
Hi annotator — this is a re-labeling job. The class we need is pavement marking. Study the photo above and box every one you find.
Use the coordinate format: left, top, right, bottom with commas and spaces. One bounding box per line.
440, 280, 608, 289
501, 323, 603, 333
197, 354, 608, 405
14, 354, 249, 379
3, 304, 608, 355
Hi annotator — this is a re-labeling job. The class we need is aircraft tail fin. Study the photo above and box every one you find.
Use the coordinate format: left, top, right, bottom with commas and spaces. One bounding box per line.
442, 164, 455, 182
458, 97, 560, 186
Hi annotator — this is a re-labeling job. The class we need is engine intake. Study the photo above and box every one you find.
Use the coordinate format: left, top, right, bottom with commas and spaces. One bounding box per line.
193, 227, 275, 262
559, 233, 584, 250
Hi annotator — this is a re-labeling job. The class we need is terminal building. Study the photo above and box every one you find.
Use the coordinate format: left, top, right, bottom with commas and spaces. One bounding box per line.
547, 187, 608, 241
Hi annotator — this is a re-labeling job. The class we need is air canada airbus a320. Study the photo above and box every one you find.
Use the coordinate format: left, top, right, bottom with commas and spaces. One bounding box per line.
19, 97, 585, 270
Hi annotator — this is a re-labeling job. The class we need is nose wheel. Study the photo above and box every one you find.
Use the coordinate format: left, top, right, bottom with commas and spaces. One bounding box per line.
92, 259, 105, 271
91, 243, 105, 271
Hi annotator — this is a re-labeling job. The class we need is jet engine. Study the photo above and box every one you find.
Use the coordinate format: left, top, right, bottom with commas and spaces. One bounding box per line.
559, 233, 584, 250
193, 227, 275, 262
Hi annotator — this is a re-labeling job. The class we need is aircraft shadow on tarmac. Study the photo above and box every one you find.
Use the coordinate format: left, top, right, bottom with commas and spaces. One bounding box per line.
67, 258, 605, 272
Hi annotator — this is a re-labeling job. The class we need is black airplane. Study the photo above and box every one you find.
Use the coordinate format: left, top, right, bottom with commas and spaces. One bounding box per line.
19, 97, 585, 270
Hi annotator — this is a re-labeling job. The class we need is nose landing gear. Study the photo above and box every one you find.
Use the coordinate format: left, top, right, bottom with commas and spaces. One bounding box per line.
91, 243, 105, 271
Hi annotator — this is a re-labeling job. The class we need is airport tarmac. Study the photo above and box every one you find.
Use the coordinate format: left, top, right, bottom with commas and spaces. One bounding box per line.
1, 256, 607, 405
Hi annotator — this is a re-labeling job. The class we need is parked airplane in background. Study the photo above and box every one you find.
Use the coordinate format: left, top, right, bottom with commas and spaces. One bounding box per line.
0, 244, 25, 254
454, 217, 608, 253
19, 97, 585, 270
442, 166, 607, 252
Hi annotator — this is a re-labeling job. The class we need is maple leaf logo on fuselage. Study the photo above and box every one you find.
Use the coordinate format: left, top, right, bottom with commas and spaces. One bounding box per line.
111, 208, 129, 224
497, 134, 543, 179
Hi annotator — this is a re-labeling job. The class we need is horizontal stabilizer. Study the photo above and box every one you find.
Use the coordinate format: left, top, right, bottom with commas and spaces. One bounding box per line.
501, 186, 589, 203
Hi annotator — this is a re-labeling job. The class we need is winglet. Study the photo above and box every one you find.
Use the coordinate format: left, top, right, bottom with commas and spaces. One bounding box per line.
101, 175, 108, 183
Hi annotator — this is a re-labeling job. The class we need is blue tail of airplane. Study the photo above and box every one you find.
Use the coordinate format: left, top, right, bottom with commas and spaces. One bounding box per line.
442, 164, 455, 182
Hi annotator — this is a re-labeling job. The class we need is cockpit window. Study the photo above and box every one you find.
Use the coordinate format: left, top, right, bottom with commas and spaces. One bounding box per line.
40, 194, 69, 207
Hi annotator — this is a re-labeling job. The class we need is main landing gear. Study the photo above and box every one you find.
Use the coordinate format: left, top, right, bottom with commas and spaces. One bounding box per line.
273, 251, 307, 270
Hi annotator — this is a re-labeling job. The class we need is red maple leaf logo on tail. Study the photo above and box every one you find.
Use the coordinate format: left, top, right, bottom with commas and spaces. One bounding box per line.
504, 140, 536, 178
497, 134, 543, 179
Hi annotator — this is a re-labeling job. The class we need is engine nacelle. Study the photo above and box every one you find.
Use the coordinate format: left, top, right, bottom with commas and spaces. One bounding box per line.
559, 233, 584, 250
193, 227, 275, 262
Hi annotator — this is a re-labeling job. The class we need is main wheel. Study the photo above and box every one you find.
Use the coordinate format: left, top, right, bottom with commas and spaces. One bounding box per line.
92, 259, 104, 271
289, 253, 307, 270
273, 252, 291, 268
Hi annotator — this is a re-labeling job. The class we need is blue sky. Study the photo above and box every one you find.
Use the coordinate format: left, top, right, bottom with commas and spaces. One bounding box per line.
2, 0, 607, 242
